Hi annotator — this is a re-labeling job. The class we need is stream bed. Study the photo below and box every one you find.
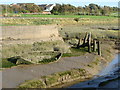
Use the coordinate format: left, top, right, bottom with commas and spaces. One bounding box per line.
69, 53, 120, 89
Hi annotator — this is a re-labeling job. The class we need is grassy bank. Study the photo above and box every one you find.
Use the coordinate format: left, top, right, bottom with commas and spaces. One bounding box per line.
62, 47, 87, 57
19, 68, 92, 88
1, 40, 70, 68
21, 14, 117, 18
1, 15, 118, 26
59, 25, 119, 39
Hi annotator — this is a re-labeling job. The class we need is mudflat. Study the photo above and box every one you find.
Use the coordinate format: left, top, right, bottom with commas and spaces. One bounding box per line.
2, 53, 102, 88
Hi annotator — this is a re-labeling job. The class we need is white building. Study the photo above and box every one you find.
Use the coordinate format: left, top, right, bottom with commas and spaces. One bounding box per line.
39, 4, 56, 14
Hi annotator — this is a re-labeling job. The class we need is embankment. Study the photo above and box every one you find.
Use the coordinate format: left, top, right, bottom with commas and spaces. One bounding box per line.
2, 25, 62, 44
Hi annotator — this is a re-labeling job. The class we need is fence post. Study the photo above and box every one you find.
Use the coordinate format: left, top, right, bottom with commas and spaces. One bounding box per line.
88, 32, 91, 53
93, 39, 97, 52
97, 40, 101, 56
83, 32, 88, 45
77, 38, 81, 48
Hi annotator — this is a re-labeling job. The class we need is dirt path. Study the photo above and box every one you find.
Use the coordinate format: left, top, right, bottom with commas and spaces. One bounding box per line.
2, 53, 100, 88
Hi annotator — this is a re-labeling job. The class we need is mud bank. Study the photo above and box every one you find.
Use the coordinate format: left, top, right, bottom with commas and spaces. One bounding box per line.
2, 40, 116, 88
18, 41, 116, 88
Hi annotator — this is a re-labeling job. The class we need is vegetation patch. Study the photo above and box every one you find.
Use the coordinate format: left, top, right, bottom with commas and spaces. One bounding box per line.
62, 47, 87, 57
1, 15, 118, 26
1, 40, 69, 68
0, 58, 17, 68
58, 71, 71, 76
19, 79, 46, 88
39, 53, 62, 64
59, 25, 119, 40
19, 68, 91, 88
32, 19, 53, 25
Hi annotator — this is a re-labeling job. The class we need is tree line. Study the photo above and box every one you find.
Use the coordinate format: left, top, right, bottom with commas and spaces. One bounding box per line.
0, 3, 118, 16
51, 3, 118, 16
1, 3, 43, 13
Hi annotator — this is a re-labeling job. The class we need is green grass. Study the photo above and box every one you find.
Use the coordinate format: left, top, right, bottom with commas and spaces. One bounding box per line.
2, 14, 118, 26
19, 79, 46, 88
59, 25, 119, 40
0, 58, 17, 68
58, 71, 71, 76
21, 14, 117, 19
39, 57, 57, 64
62, 47, 87, 57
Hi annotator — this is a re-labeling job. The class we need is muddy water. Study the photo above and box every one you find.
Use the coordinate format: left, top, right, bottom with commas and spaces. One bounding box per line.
69, 54, 120, 88
99, 54, 119, 76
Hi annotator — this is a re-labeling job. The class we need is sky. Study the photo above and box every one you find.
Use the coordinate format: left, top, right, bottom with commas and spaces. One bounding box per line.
0, 0, 119, 7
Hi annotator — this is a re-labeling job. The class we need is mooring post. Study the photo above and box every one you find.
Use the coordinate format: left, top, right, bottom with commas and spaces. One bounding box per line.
77, 38, 81, 48
88, 32, 91, 53
97, 40, 101, 56
93, 39, 97, 52
83, 32, 88, 45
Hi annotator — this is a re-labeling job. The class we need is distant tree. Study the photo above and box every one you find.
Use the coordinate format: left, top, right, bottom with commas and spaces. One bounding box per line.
76, 6, 85, 15
11, 5, 21, 13
24, 4, 43, 13
101, 6, 111, 15
1, 5, 13, 13
84, 5, 90, 15
51, 4, 76, 15
1, 3, 119, 16
88, 3, 99, 15
51, 4, 61, 15
101, 9, 106, 15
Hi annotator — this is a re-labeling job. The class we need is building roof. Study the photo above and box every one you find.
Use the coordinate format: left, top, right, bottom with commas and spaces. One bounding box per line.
39, 4, 55, 11
38, 4, 47, 7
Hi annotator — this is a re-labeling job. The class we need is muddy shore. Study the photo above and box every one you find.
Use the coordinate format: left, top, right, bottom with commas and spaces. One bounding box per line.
2, 42, 114, 88
1, 40, 117, 88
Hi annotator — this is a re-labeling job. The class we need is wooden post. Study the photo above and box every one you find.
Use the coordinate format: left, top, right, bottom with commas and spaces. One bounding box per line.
88, 32, 91, 53
97, 40, 101, 56
93, 39, 97, 52
83, 32, 88, 45
77, 38, 81, 48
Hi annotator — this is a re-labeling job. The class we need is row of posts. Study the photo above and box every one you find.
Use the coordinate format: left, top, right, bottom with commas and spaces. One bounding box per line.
77, 32, 101, 56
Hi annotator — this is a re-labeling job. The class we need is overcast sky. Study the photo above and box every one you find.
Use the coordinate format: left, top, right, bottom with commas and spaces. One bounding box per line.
0, 0, 119, 7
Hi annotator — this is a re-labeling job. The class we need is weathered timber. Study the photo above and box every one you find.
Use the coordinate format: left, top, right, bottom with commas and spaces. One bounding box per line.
83, 32, 89, 45
93, 39, 97, 52
97, 40, 101, 56
75, 32, 101, 55
88, 32, 91, 53
77, 38, 81, 48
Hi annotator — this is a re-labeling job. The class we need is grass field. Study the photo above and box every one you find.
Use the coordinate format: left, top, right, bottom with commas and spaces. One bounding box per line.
21, 14, 117, 19
59, 25, 119, 39
1, 15, 118, 26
